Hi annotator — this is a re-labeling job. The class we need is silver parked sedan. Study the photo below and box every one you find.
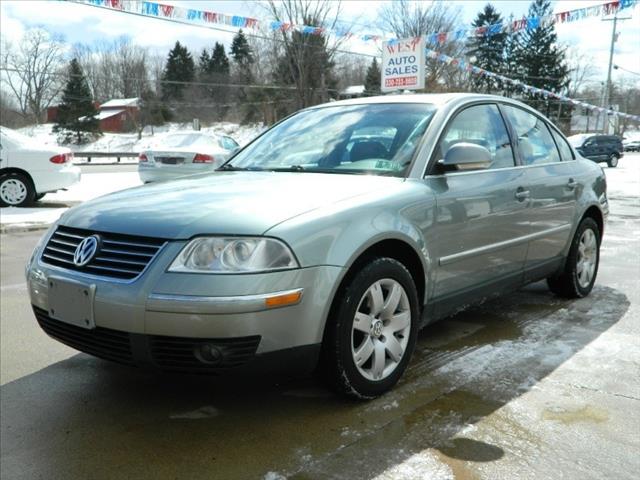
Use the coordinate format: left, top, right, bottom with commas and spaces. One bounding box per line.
27, 94, 608, 398
138, 132, 239, 183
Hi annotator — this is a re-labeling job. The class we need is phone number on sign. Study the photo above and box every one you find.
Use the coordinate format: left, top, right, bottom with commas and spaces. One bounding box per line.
385, 77, 418, 87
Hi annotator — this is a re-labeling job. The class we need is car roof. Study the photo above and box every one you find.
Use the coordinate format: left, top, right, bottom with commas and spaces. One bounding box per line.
308, 93, 527, 109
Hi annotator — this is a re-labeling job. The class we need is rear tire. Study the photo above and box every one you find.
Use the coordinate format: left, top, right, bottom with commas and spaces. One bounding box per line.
0, 172, 35, 207
607, 154, 619, 168
320, 257, 419, 399
547, 217, 600, 298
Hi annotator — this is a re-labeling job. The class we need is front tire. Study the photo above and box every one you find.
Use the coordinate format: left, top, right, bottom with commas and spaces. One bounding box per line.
321, 257, 419, 399
548, 217, 600, 298
607, 154, 619, 168
0, 172, 35, 207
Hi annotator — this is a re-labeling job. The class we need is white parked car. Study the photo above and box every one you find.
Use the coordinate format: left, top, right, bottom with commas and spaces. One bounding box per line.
0, 127, 81, 207
138, 132, 239, 183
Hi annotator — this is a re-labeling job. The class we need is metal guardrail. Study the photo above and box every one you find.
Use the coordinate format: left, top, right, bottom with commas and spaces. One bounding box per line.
73, 152, 139, 163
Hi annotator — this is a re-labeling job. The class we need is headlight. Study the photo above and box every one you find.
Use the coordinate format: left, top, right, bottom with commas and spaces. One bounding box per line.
168, 237, 299, 273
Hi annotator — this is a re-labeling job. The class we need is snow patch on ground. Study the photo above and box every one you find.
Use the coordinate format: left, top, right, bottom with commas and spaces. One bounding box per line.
371, 451, 454, 480
263, 472, 287, 480
604, 152, 640, 198
18, 122, 265, 154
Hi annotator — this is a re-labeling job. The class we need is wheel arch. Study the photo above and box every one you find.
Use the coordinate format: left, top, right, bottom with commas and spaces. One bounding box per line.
0, 167, 37, 192
581, 204, 604, 240
319, 236, 428, 347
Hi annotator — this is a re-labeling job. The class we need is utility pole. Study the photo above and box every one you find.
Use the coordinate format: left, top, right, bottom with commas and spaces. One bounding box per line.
602, 12, 631, 133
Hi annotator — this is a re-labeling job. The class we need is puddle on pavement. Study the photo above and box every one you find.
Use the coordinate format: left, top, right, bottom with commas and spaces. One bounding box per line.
542, 405, 609, 424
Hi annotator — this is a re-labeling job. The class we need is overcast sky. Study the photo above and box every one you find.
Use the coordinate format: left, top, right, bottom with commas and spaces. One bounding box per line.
1, 0, 639, 89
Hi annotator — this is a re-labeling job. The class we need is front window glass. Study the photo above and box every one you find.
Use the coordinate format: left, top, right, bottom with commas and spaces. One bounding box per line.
503, 106, 560, 165
435, 104, 515, 169
226, 103, 437, 176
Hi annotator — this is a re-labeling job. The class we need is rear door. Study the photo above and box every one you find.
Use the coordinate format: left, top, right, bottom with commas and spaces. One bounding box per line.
500, 105, 578, 280
424, 103, 529, 313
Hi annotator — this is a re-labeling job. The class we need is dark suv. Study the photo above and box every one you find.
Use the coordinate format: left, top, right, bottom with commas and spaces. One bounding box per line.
568, 134, 623, 167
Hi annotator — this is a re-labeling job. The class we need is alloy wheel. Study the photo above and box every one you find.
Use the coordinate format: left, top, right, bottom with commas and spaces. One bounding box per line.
577, 228, 597, 288
351, 278, 411, 381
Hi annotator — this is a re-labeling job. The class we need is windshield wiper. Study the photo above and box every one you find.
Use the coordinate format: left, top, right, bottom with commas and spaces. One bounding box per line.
218, 164, 263, 171
269, 165, 306, 172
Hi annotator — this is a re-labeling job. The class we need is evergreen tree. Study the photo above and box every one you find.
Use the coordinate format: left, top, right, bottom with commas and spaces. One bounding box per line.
230, 30, 259, 123
198, 48, 212, 77
55, 58, 100, 143
206, 43, 230, 120
364, 58, 381, 96
210, 42, 230, 76
512, 0, 569, 123
467, 3, 507, 93
161, 41, 195, 101
230, 30, 253, 66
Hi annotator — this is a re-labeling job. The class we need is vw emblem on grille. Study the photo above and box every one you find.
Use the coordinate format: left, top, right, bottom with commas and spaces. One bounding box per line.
73, 235, 100, 267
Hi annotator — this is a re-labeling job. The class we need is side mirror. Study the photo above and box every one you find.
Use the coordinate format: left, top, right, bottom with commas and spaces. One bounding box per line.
442, 142, 492, 171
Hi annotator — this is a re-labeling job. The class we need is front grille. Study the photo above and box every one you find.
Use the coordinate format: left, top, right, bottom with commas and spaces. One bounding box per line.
41, 225, 166, 280
33, 307, 134, 365
150, 335, 261, 374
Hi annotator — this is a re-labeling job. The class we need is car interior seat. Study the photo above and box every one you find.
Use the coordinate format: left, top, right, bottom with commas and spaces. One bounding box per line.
350, 141, 388, 162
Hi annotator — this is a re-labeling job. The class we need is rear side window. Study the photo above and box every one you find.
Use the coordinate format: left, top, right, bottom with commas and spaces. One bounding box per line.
502, 105, 560, 165
551, 129, 574, 161
436, 104, 515, 170
220, 136, 239, 150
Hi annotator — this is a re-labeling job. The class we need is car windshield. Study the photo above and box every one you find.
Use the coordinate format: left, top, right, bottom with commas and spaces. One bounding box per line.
156, 133, 218, 149
225, 103, 437, 176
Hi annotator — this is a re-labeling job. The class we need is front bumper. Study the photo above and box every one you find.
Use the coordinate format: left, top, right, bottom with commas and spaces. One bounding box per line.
32, 306, 321, 375
27, 233, 344, 372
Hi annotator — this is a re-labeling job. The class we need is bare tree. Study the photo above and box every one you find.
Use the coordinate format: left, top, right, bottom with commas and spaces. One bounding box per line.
1, 29, 66, 122
378, 0, 466, 91
566, 47, 599, 97
266, 0, 348, 109
73, 37, 151, 102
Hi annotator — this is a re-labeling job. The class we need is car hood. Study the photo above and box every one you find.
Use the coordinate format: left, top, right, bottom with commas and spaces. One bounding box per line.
59, 171, 403, 239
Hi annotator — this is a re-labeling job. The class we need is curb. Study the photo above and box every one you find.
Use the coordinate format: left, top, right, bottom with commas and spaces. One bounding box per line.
1, 223, 51, 234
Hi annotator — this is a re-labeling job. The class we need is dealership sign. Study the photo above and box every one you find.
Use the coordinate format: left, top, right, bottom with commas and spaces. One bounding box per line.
381, 37, 425, 92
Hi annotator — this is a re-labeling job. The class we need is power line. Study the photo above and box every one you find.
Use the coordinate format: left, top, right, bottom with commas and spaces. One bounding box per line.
0, 66, 340, 93
614, 64, 640, 77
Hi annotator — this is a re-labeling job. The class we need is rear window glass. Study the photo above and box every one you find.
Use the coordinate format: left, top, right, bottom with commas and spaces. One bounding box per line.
158, 133, 218, 149
551, 129, 574, 161
502, 105, 560, 165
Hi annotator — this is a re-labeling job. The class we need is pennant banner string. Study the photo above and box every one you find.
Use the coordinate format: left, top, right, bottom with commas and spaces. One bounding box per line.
425, 48, 640, 122
67, 0, 637, 45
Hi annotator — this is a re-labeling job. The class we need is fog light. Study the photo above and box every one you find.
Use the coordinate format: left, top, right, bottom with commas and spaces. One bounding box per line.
195, 343, 223, 364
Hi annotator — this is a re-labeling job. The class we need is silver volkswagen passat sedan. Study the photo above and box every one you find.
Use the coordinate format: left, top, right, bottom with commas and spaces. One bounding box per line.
26, 94, 608, 398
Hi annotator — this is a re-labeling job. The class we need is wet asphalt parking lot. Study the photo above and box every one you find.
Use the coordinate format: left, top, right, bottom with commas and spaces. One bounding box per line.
1, 155, 638, 479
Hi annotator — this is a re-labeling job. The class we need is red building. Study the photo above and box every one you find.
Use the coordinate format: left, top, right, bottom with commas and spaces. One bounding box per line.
94, 98, 140, 133
47, 98, 140, 133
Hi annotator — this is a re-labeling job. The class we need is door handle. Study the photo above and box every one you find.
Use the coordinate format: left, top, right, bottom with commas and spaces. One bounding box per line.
567, 179, 578, 189
515, 188, 530, 201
